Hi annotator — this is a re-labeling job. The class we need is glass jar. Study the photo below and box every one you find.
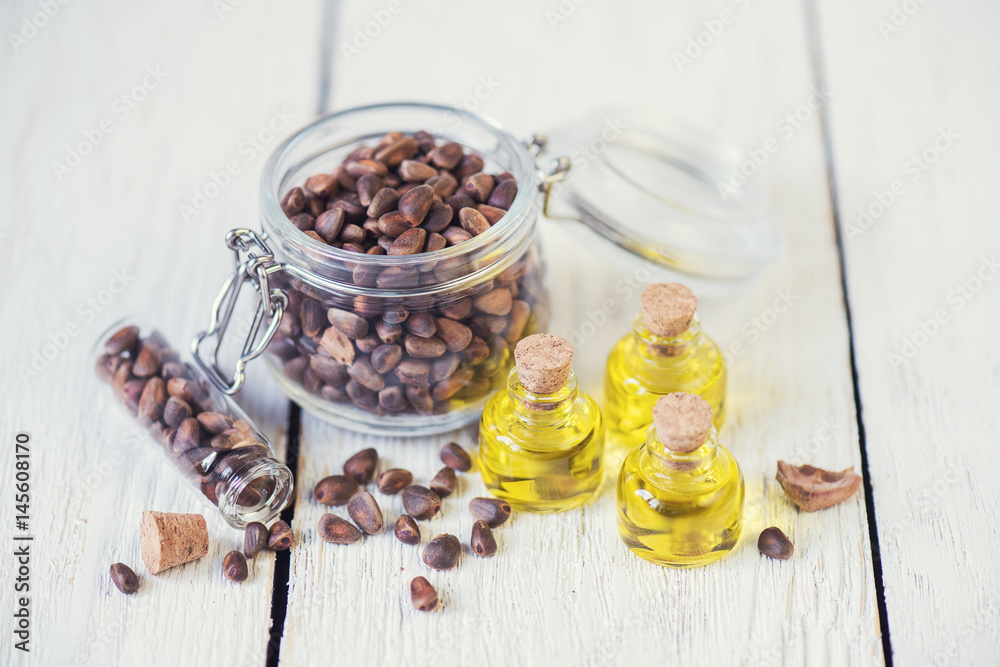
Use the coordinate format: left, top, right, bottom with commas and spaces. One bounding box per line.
95, 320, 294, 528
196, 103, 553, 436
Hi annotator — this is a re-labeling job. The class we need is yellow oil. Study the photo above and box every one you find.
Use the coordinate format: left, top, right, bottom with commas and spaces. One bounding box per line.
604, 316, 726, 451
617, 426, 743, 567
478, 368, 605, 512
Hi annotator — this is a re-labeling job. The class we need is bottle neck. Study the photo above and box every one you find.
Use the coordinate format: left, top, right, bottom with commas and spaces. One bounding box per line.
644, 423, 719, 476
215, 449, 295, 528
506, 366, 578, 426
631, 312, 702, 360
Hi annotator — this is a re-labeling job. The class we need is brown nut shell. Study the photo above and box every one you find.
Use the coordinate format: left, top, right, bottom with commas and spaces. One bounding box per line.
347, 491, 383, 534
244, 522, 269, 558
758, 526, 794, 560
468, 497, 511, 527
422, 534, 460, 570
394, 514, 421, 545
402, 485, 442, 520
223, 550, 249, 583
314, 475, 359, 506
377, 468, 413, 494
268, 520, 295, 551
775, 461, 862, 512
343, 447, 378, 484
471, 520, 498, 557
110, 562, 140, 594
318, 514, 363, 544
429, 467, 458, 497
410, 576, 438, 611
439, 442, 473, 472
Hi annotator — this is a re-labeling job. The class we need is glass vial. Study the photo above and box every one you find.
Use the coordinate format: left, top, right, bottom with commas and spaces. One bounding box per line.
94, 320, 294, 528
604, 282, 726, 450
478, 334, 605, 512
617, 392, 744, 567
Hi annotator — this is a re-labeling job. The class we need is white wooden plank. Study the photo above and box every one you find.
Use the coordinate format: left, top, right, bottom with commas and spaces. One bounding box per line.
815, 0, 1000, 663
0, 1, 319, 664
280, 1, 881, 665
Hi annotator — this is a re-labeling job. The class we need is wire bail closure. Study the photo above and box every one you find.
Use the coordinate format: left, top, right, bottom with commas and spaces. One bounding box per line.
192, 229, 287, 395
525, 134, 572, 218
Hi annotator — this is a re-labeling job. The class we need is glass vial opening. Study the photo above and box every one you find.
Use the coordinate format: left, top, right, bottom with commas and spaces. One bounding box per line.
215, 452, 295, 528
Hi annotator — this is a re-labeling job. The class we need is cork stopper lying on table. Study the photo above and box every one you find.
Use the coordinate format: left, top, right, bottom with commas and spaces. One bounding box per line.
653, 392, 713, 460
514, 333, 574, 395
140, 510, 209, 575
641, 283, 698, 338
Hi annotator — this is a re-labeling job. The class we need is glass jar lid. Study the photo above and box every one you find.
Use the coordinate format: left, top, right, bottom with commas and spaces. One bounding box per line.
541, 109, 781, 285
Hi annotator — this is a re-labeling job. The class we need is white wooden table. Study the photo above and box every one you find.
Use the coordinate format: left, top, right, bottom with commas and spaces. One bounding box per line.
2, 1, 998, 665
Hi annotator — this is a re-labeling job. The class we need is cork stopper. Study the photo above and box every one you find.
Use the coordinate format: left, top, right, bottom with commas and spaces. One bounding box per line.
140, 510, 209, 575
514, 334, 574, 394
653, 393, 713, 453
641, 283, 698, 337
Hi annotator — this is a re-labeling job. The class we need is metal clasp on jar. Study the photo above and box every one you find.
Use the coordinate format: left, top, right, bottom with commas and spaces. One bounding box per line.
192, 229, 288, 395
525, 134, 571, 218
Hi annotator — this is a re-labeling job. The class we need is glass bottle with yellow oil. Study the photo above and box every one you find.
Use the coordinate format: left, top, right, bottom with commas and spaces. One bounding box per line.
604, 282, 726, 450
617, 392, 743, 567
478, 333, 605, 512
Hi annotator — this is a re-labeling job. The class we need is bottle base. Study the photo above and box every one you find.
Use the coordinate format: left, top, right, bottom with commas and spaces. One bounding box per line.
489, 486, 601, 513
618, 526, 741, 568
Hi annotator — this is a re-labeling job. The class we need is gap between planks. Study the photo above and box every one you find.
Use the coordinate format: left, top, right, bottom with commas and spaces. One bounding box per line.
265, 1, 340, 663
803, 0, 892, 663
